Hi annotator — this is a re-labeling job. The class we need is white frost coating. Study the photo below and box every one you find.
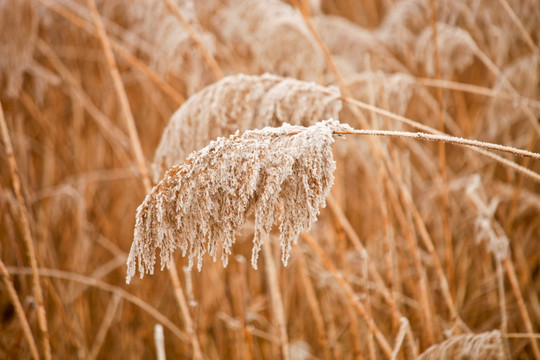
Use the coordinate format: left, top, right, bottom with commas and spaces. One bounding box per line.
151, 73, 342, 182
126, 119, 352, 284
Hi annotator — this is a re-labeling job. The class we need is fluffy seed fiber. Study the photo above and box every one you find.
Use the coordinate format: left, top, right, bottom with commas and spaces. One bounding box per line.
151, 73, 342, 182
417, 330, 510, 360
126, 119, 352, 284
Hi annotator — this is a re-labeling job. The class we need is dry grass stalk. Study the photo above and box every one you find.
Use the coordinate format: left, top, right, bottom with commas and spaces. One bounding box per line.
152, 73, 342, 181
336, 94, 540, 183
301, 232, 393, 358
0, 259, 39, 360
85, 2, 202, 357
296, 249, 331, 359
86, 0, 152, 192
128, 119, 351, 282
0, 102, 52, 360
7, 266, 188, 343
262, 239, 290, 360
290, 0, 349, 94
427, 0, 454, 303
417, 330, 510, 360
88, 294, 121, 360
466, 176, 540, 358
390, 318, 417, 360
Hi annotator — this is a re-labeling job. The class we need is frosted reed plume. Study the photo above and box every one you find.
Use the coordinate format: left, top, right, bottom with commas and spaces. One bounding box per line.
126, 0, 216, 94
151, 73, 342, 181
127, 119, 352, 284
417, 330, 510, 360
211, 0, 325, 79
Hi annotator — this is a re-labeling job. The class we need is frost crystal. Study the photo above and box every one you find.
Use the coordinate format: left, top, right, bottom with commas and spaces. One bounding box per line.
126, 119, 352, 283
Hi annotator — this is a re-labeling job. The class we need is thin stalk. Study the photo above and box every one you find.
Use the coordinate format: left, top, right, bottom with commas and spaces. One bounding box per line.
327, 196, 395, 311
503, 257, 540, 359
86, 0, 151, 191
416, 78, 540, 111
0, 259, 40, 360
290, 0, 350, 96
364, 250, 377, 360
8, 267, 187, 342
85, 1, 202, 357
496, 0, 540, 55
336, 95, 540, 184
262, 239, 290, 360
390, 318, 417, 360
0, 102, 52, 360
496, 259, 507, 335
38, 0, 185, 105
332, 129, 540, 161
296, 249, 331, 360
88, 294, 121, 360
302, 233, 393, 358
428, 0, 454, 300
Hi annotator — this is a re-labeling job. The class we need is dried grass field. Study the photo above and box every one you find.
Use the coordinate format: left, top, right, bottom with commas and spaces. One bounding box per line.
1, 0, 540, 359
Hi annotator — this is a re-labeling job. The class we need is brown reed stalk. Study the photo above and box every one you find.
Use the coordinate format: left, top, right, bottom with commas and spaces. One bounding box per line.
301, 232, 393, 358
0, 102, 52, 360
495, 258, 507, 335
8, 266, 188, 342
390, 318, 417, 360
496, 0, 540, 55
85, 0, 151, 191
333, 129, 540, 161
503, 258, 540, 359
428, 0, 454, 301
335, 94, 540, 183
228, 256, 254, 360
85, 1, 202, 357
326, 196, 396, 313
416, 78, 540, 111
290, 0, 350, 96
262, 239, 290, 360
161, 0, 223, 80
363, 249, 377, 360
384, 181, 437, 345
295, 249, 331, 360
0, 259, 40, 360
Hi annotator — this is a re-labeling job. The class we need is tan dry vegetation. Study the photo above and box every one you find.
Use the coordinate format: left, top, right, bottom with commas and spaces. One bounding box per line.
1, 0, 540, 359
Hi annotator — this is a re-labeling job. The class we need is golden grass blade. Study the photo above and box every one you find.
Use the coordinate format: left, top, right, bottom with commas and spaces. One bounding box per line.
0, 101, 52, 360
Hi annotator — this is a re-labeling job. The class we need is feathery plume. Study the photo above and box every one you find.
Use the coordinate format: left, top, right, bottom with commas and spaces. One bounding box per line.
212, 0, 325, 80
126, 0, 217, 94
313, 15, 392, 75
151, 73, 342, 181
417, 330, 510, 360
416, 22, 476, 78
127, 119, 352, 284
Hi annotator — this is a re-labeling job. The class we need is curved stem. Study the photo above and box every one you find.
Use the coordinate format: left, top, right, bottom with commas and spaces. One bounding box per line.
333, 129, 540, 161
